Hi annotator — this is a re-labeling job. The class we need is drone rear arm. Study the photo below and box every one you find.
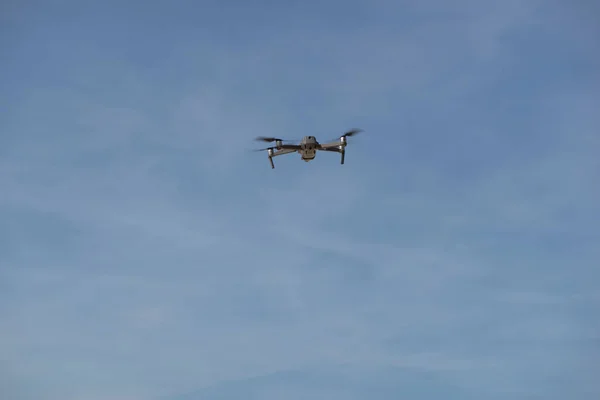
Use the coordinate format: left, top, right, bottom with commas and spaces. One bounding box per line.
317, 140, 342, 150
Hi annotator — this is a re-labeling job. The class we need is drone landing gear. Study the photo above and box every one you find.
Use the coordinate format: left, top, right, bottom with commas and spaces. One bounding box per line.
269, 156, 275, 169
340, 149, 345, 165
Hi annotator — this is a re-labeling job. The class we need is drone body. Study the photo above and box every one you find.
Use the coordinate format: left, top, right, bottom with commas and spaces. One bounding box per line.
255, 129, 362, 169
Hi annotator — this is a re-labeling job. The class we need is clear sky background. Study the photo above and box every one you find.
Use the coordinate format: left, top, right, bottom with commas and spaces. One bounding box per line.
1, 1, 599, 399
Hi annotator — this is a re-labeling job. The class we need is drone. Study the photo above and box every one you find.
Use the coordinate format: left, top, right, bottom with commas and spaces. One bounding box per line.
254, 129, 363, 169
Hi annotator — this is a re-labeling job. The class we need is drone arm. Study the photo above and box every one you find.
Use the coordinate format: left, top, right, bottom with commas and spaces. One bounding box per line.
266, 147, 298, 169
317, 142, 346, 165
317, 141, 343, 150
271, 147, 298, 156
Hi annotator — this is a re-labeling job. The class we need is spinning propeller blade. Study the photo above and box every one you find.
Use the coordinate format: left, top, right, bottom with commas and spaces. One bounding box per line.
255, 136, 283, 143
341, 128, 363, 138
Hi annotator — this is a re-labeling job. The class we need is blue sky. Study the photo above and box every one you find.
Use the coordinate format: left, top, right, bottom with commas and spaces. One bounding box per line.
1, 0, 599, 399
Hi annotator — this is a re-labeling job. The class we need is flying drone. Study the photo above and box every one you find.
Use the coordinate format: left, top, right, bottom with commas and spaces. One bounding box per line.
254, 129, 363, 169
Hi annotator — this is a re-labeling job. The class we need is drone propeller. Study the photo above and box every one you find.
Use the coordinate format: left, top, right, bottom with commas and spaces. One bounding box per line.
341, 128, 363, 138
255, 136, 279, 143
253, 146, 274, 152
256, 136, 296, 143
324, 128, 364, 143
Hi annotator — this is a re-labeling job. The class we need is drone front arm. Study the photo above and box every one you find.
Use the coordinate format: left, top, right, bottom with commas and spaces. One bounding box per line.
267, 146, 298, 169
317, 142, 346, 164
